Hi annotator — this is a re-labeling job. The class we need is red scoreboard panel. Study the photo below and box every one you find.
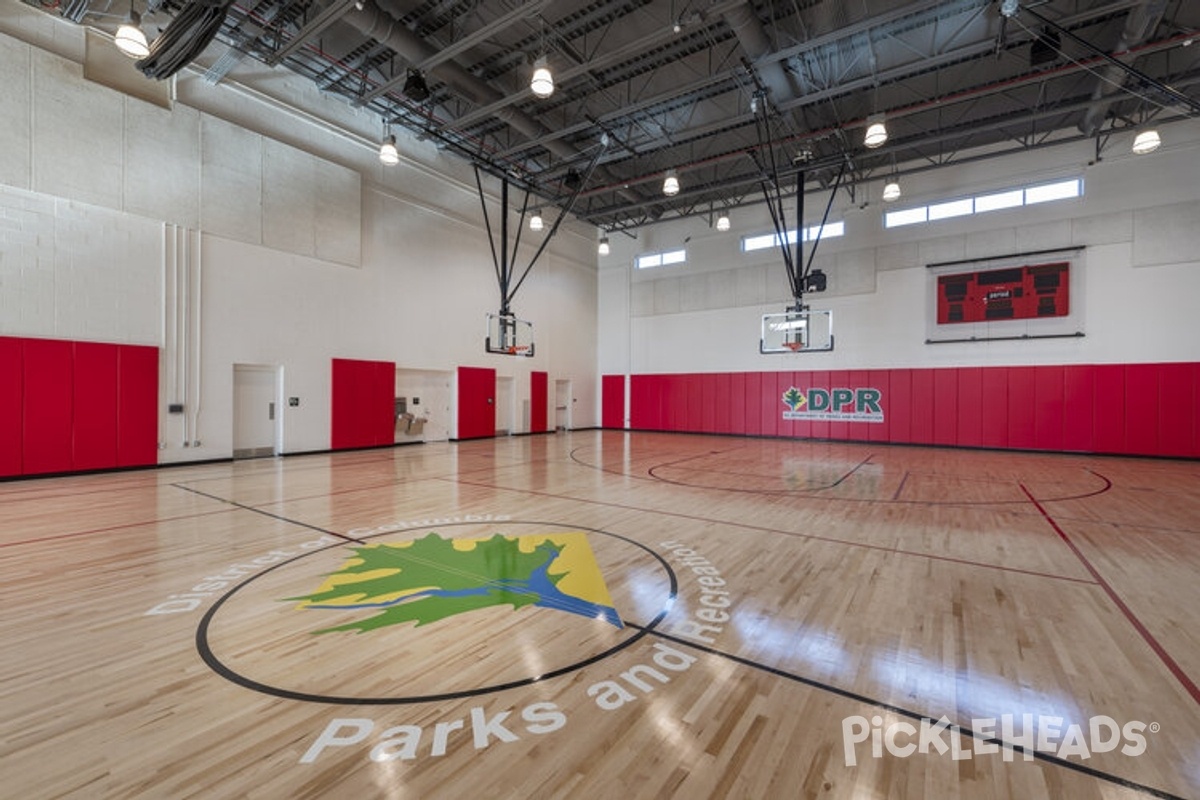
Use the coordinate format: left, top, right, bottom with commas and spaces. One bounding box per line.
937, 262, 1069, 325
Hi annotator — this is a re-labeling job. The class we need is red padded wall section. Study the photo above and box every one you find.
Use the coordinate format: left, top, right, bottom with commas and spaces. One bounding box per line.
374, 361, 396, 445
1124, 364, 1159, 456
910, 369, 935, 444
888, 369, 912, 444
1062, 366, 1095, 453
980, 367, 1010, 449
1156, 363, 1193, 458
22, 338, 74, 474
331, 359, 359, 449
956, 367, 983, 448
332, 358, 396, 449
932, 369, 958, 446
116, 344, 159, 468
0, 338, 22, 477
1007, 367, 1037, 450
601, 374, 624, 429
531, 371, 549, 433
1092, 364, 1126, 454
622, 364, 1200, 458
73, 342, 119, 471
1034, 366, 1065, 452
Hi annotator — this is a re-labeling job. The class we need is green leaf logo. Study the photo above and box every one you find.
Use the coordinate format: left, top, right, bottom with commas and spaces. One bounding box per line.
782, 387, 807, 411
286, 531, 622, 634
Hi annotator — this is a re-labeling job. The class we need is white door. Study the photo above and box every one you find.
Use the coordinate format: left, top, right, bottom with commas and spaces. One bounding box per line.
233, 365, 279, 458
555, 379, 572, 431
495, 376, 514, 435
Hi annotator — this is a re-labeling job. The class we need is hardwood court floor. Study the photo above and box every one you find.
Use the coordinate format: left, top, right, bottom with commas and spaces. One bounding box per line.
1, 431, 1198, 800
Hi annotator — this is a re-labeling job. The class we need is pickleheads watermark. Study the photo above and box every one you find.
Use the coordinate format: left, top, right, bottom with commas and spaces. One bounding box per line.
842, 713, 1157, 766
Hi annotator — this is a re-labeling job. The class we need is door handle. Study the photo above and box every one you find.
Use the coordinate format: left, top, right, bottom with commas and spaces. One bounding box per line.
269, 402, 275, 421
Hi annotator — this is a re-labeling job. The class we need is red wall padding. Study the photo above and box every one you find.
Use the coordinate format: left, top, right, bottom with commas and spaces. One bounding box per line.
331, 358, 396, 450
531, 371, 549, 433
625, 363, 1200, 458
116, 344, 159, 468
0, 338, 23, 477
0, 336, 158, 478
73, 342, 119, 471
22, 338, 75, 474
601, 374, 624, 429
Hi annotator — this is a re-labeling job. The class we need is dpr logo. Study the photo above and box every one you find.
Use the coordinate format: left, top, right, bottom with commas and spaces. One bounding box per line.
782, 387, 884, 423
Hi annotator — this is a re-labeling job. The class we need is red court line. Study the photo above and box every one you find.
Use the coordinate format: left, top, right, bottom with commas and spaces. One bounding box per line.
444, 476, 1100, 586
1020, 483, 1200, 707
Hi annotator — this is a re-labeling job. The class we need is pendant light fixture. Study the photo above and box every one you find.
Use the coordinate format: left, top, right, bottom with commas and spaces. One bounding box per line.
662, 168, 680, 196
115, 3, 150, 59
864, 114, 888, 148
598, 236, 610, 255
530, 56, 554, 98
379, 123, 400, 166
715, 214, 730, 232
882, 179, 901, 202
530, 210, 544, 231
1131, 129, 1161, 155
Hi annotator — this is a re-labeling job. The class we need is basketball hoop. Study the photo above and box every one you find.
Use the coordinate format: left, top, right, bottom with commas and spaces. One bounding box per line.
783, 341, 804, 351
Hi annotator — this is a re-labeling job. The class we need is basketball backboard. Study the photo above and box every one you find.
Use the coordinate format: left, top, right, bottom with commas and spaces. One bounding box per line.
760, 308, 834, 353
485, 313, 535, 356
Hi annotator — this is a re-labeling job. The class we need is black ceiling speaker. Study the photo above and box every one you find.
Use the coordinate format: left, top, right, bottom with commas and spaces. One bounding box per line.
563, 169, 581, 189
403, 69, 430, 102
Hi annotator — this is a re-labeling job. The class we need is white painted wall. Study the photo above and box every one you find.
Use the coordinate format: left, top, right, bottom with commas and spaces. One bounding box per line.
599, 120, 1200, 378
0, 13, 600, 464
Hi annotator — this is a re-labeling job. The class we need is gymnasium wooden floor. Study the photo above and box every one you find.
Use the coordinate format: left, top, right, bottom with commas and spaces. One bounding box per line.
2, 431, 1198, 800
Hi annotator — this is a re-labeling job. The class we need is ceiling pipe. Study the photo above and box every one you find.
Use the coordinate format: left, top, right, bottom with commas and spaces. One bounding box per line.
1077, 0, 1170, 136
720, 1, 805, 119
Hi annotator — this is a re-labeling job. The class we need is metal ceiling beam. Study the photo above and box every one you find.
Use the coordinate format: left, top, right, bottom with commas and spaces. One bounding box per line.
354, 0, 555, 107
266, 0, 359, 66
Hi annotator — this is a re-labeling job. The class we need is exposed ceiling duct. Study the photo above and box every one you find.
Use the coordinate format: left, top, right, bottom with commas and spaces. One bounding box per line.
1078, 0, 1171, 137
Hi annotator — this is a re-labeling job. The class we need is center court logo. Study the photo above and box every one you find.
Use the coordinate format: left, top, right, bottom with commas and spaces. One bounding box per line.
287, 530, 623, 634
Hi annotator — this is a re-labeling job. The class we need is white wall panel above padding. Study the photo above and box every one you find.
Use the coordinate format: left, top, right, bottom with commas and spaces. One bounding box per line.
200, 115, 262, 245
1072, 211, 1132, 247
1133, 201, 1200, 268
0, 35, 32, 190
32, 49, 123, 210
124, 100, 200, 228
262, 138, 316, 257
313, 157, 362, 267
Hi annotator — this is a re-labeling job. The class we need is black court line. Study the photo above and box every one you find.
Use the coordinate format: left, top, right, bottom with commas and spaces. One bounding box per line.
443, 476, 1099, 586
171, 484, 364, 544
569, 445, 1116, 506
1021, 484, 1200, 708
0, 507, 240, 549
630, 623, 1187, 800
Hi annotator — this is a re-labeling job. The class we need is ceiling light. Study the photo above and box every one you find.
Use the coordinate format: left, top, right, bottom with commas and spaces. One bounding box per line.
882, 180, 901, 202
662, 168, 680, 196
1131, 129, 1161, 155
379, 134, 400, 166
715, 214, 730, 231
530, 210, 544, 231
598, 236, 610, 255
530, 56, 554, 98
403, 69, 430, 102
864, 115, 888, 148
115, 10, 150, 59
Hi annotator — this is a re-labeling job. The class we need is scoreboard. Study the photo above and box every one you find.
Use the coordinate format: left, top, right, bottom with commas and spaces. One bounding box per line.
937, 262, 1069, 325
